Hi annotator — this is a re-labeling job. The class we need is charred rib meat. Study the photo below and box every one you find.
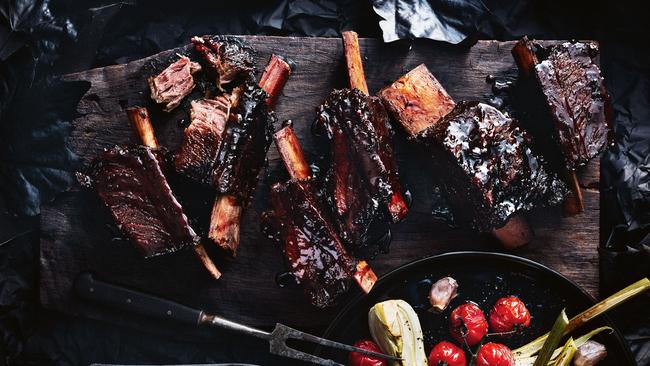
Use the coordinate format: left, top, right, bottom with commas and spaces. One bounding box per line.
174, 96, 231, 184
380, 64, 456, 137
315, 88, 407, 251
212, 81, 276, 203
412, 101, 566, 232
263, 179, 356, 308
81, 146, 198, 257
512, 37, 612, 170
148, 55, 201, 112
192, 36, 254, 88
381, 65, 565, 233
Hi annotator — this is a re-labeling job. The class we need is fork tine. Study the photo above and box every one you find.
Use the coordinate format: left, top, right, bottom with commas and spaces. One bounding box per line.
274, 324, 402, 362
269, 324, 344, 366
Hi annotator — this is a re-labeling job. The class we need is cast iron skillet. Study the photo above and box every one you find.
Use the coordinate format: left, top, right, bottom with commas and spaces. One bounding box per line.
320, 252, 634, 365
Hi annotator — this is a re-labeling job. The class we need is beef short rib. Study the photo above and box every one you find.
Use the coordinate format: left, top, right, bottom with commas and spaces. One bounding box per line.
148, 56, 201, 112
315, 88, 407, 251
379, 64, 456, 136
212, 81, 275, 203
262, 179, 356, 308
81, 146, 198, 257
512, 37, 612, 170
174, 96, 231, 184
414, 102, 566, 231
192, 36, 254, 88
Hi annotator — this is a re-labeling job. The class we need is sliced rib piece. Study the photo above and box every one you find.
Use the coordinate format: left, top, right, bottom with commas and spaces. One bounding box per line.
208, 55, 291, 256
126, 106, 221, 280
192, 36, 253, 88
83, 146, 197, 258
174, 96, 231, 185
512, 37, 612, 215
148, 55, 201, 112
406, 101, 566, 233
264, 179, 357, 308
207, 81, 276, 256
211, 81, 275, 201
512, 37, 611, 170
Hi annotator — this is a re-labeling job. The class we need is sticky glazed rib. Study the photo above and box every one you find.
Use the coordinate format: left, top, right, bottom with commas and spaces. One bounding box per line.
191, 36, 254, 88
263, 125, 377, 307
148, 56, 201, 112
208, 55, 290, 256
380, 64, 565, 247
264, 179, 357, 308
414, 101, 566, 232
316, 89, 399, 248
81, 146, 198, 258
312, 31, 408, 253
512, 37, 611, 170
173, 96, 231, 185
208, 82, 276, 256
211, 82, 275, 199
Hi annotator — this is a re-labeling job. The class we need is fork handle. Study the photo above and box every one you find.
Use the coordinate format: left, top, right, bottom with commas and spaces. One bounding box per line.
74, 272, 203, 326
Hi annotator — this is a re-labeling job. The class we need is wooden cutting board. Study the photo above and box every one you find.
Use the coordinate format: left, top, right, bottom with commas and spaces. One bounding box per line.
40, 36, 601, 329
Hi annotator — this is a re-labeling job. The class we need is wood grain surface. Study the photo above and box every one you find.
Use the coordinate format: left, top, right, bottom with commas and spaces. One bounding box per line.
39, 36, 601, 329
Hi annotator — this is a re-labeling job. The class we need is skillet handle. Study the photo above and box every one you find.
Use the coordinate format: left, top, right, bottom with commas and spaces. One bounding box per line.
74, 272, 203, 326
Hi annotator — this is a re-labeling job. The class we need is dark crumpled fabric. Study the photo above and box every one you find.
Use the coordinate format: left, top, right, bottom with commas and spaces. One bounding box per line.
0, 0, 87, 216
1, 0, 650, 365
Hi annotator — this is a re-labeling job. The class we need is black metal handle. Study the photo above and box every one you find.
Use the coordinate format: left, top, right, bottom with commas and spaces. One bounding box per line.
74, 272, 203, 326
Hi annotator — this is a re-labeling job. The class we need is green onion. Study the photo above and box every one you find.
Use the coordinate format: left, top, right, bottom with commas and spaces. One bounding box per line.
533, 310, 569, 366
515, 327, 612, 366
515, 278, 650, 358
552, 338, 577, 366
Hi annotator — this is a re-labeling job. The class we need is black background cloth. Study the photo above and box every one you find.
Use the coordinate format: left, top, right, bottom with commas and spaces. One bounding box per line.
1, 0, 649, 365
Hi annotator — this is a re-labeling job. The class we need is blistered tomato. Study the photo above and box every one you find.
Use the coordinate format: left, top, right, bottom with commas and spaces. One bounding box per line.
449, 303, 488, 346
349, 340, 386, 366
476, 342, 515, 366
428, 341, 467, 366
489, 296, 531, 333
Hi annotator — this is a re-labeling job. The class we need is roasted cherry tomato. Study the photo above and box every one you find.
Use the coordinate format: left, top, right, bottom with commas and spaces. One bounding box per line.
476, 343, 515, 366
428, 341, 467, 366
349, 340, 386, 366
449, 303, 488, 346
489, 296, 531, 333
